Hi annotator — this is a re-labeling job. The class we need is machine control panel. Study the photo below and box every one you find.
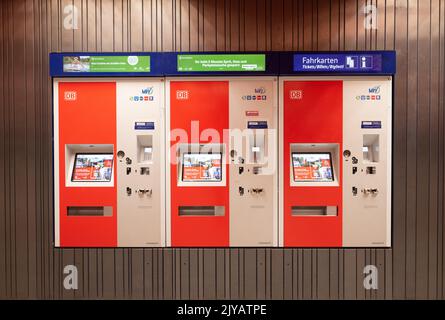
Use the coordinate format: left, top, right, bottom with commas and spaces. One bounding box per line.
342, 77, 392, 247
229, 78, 278, 246
116, 79, 165, 247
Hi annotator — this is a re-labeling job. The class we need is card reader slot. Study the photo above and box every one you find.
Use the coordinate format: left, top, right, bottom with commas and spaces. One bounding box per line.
67, 206, 113, 216
179, 206, 225, 216
291, 206, 337, 216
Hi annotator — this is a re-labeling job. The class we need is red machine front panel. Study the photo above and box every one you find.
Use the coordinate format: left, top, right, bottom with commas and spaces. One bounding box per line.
58, 82, 117, 247
170, 81, 229, 247
283, 81, 343, 247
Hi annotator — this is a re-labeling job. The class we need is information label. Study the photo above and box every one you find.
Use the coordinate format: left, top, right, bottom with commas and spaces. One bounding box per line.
63, 55, 150, 73
177, 54, 266, 72
293, 53, 383, 72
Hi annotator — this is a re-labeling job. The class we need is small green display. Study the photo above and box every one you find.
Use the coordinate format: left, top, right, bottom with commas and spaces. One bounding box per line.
177, 54, 266, 72
63, 55, 150, 73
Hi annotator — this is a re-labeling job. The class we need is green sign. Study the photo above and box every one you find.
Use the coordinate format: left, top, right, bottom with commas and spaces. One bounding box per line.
177, 54, 266, 72
63, 55, 150, 73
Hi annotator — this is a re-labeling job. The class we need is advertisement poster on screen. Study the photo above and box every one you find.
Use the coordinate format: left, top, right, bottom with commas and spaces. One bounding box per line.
182, 153, 222, 182
292, 153, 333, 182
72, 154, 114, 182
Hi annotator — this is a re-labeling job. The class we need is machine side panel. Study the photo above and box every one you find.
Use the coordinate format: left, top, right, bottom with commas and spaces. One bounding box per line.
228, 78, 278, 246
342, 78, 392, 247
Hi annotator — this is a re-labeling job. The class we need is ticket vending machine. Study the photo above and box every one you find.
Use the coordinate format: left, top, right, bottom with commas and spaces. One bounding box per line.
53, 54, 165, 247
279, 52, 394, 247
166, 72, 278, 246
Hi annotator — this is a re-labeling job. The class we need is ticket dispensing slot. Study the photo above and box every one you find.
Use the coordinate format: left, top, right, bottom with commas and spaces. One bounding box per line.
179, 206, 225, 216
291, 206, 337, 216
67, 206, 113, 216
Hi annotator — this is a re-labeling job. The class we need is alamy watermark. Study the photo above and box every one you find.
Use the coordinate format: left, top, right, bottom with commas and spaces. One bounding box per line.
63, 265, 78, 290
363, 265, 378, 290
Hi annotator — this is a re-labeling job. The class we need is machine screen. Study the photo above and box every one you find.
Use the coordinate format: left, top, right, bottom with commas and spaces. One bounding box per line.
182, 153, 222, 182
292, 153, 334, 182
71, 154, 114, 182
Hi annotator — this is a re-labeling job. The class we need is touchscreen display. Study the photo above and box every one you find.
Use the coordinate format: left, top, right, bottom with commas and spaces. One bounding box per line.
182, 153, 222, 182
292, 153, 334, 182
71, 154, 114, 182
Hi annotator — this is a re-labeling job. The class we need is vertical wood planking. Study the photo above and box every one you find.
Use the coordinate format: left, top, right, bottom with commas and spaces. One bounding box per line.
13, 0, 28, 298
203, 0, 216, 51
317, 249, 330, 299
302, 250, 312, 299
256, 249, 266, 299
415, 0, 430, 299
270, 249, 283, 299
215, 249, 225, 299
243, 249, 257, 299
343, 250, 356, 299
271, 0, 284, 50
0, 0, 8, 299
102, 250, 115, 298
189, 248, 199, 299
229, 249, 239, 299
392, 0, 408, 300
283, 249, 293, 299
405, 0, 418, 299
439, 0, 445, 301
131, 249, 144, 298
329, 249, 339, 299
428, 0, 441, 300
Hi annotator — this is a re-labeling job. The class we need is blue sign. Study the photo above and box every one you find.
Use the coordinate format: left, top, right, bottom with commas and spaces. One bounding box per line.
134, 122, 155, 130
361, 121, 382, 129
293, 53, 384, 73
49, 51, 396, 77
247, 121, 268, 129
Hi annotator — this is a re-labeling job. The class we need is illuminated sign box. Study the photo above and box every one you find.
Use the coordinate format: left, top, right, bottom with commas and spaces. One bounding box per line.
177, 54, 266, 72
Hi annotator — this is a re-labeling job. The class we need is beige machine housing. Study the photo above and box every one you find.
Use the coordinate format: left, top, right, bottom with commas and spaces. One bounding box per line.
228, 78, 278, 246
342, 77, 392, 247
116, 79, 165, 247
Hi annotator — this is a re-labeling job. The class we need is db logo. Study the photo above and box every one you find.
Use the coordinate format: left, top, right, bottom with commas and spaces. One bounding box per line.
176, 90, 189, 100
289, 90, 303, 100
64, 91, 77, 101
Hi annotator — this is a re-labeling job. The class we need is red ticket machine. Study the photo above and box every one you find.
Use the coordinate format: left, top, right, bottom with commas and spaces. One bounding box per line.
280, 76, 392, 247
54, 78, 166, 247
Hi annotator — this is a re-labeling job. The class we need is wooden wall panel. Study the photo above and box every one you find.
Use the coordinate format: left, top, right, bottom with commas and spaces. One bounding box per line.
0, 0, 444, 300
